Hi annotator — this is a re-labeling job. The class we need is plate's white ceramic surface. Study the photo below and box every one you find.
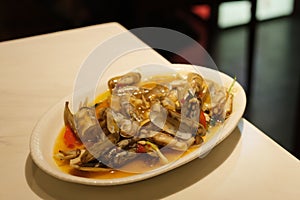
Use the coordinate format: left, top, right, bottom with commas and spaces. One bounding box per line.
30, 64, 246, 186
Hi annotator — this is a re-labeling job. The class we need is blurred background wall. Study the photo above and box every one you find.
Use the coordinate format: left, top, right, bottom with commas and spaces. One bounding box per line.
1, 0, 299, 158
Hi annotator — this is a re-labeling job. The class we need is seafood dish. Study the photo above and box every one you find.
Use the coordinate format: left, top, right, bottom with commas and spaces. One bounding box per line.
53, 70, 234, 177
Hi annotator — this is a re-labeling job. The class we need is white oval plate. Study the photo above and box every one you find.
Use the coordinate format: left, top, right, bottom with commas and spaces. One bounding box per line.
30, 64, 246, 186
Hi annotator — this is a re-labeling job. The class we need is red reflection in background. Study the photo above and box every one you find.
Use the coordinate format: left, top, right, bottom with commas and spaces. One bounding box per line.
191, 5, 211, 20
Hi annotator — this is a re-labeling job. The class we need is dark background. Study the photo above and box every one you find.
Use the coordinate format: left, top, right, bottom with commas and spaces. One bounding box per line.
1, 0, 299, 158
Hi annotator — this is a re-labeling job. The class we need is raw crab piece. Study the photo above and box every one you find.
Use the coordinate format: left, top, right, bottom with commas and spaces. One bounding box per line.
113, 85, 140, 97
63, 102, 77, 135
106, 108, 120, 135
181, 97, 200, 121
141, 84, 169, 101
108, 108, 140, 138
72, 138, 139, 169
150, 102, 206, 140
149, 101, 168, 131
101, 147, 138, 168
119, 119, 140, 138
151, 132, 194, 151
204, 80, 233, 123
117, 138, 137, 148
80, 139, 115, 164
187, 72, 209, 99
54, 148, 111, 172
71, 162, 111, 172
224, 92, 233, 118
64, 102, 105, 143
69, 149, 112, 172
54, 149, 81, 160
108, 72, 141, 91
169, 110, 206, 136
137, 140, 169, 164
161, 96, 177, 111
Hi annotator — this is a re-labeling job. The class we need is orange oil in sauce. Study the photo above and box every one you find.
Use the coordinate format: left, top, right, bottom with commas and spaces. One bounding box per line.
53, 127, 200, 179
53, 126, 220, 179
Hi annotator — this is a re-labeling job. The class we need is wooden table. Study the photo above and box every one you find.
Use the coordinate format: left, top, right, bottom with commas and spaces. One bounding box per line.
0, 22, 299, 200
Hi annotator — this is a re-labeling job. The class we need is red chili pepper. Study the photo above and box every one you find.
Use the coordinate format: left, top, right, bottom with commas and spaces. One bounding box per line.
64, 126, 79, 148
136, 144, 146, 153
199, 111, 207, 129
